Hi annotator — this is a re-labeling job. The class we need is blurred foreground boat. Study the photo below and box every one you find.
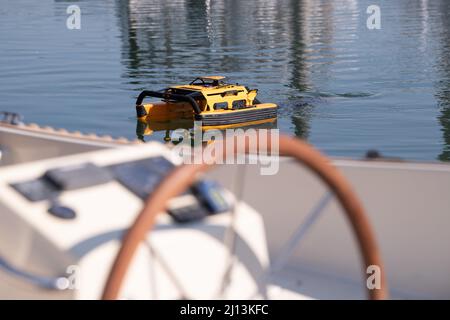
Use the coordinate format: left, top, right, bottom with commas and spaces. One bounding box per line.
0, 113, 449, 300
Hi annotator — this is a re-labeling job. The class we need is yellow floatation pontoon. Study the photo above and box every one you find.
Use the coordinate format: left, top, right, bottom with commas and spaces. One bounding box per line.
135, 76, 278, 129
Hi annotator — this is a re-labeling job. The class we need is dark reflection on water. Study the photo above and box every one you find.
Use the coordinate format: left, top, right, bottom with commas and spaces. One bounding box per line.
1, 0, 450, 161
435, 1, 450, 161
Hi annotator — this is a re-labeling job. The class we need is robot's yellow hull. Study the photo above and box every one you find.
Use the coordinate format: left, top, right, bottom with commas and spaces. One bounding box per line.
135, 76, 278, 129
137, 101, 278, 128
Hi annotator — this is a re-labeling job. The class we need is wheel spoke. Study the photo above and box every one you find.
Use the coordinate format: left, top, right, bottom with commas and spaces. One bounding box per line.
217, 164, 247, 298
270, 192, 333, 274
144, 240, 190, 299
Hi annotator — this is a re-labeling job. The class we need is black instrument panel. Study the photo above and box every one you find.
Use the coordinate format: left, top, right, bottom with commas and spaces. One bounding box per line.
10, 156, 230, 223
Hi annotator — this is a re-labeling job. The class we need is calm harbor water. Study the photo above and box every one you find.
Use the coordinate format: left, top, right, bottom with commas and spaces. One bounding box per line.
1, 0, 449, 161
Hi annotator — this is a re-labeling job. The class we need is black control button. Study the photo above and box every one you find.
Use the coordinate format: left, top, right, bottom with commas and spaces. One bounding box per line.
109, 157, 175, 200
10, 178, 59, 202
167, 181, 230, 223
192, 180, 230, 214
44, 163, 113, 191
167, 203, 210, 223
146, 156, 175, 175
48, 203, 76, 220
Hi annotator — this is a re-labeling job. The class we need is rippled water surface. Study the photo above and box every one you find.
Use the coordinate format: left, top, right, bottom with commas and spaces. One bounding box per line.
1, 0, 450, 161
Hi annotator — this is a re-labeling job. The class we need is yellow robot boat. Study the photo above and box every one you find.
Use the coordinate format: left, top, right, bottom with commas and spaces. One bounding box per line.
135, 76, 278, 129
